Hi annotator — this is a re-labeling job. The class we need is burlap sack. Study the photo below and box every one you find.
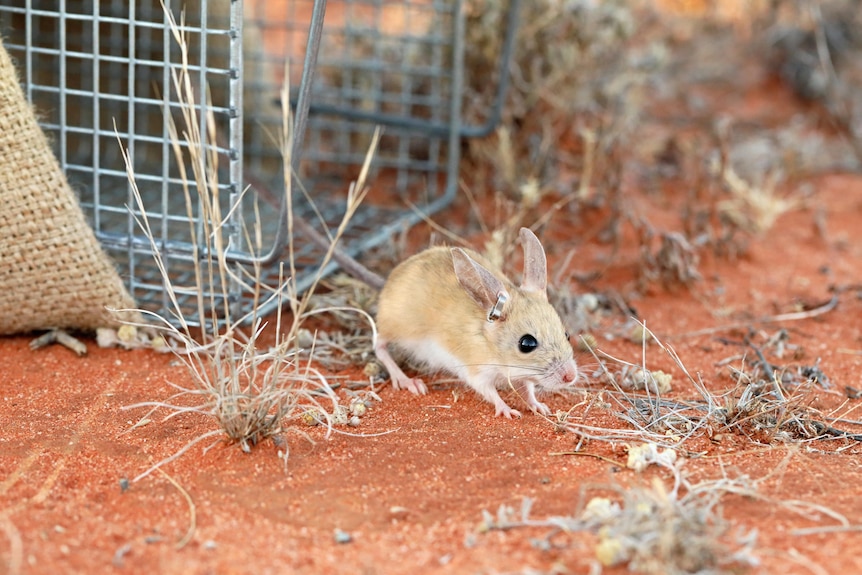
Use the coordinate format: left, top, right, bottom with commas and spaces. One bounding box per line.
0, 38, 139, 334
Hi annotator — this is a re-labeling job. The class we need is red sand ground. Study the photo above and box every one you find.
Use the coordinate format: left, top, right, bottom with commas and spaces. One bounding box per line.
4, 157, 862, 574
4, 6, 862, 575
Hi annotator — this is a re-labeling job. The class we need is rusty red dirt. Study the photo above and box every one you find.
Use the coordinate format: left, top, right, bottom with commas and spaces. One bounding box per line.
5, 12, 862, 575
4, 174, 862, 574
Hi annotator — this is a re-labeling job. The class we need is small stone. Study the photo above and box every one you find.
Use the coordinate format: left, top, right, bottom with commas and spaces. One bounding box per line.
96, 328, 119, 348
582, 497, 620, 522
625, 368, 672, 394
150, 335, 168, 351
112, 543, 132, 568
296, 328, 315, 349
625, 442, 677, 472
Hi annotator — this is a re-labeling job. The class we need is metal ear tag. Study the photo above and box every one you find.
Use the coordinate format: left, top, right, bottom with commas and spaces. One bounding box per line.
488, 292, 507, 322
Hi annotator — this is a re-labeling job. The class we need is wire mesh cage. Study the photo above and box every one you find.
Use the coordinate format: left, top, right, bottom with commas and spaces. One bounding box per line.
0, 0, 518, 324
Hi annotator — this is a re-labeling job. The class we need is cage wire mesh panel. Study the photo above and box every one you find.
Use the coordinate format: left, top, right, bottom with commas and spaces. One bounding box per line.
0, 0, 515, 324
0, 0, 243, 324
241, 0, 466, 296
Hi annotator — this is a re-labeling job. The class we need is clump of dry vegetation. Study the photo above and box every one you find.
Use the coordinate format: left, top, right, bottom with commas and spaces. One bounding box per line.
456, 0, 862, 297
116, 5, 380, 480
476, 458, 760, 574
561, 317, 862, 453
299, 273, 380, 374
463, 0, 666, 203
766, 0, 862, 163
477, 441, 854, 573
635, 225, 702, 289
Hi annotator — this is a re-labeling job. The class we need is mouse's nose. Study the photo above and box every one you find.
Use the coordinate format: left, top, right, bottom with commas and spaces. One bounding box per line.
562, 361, 577, 383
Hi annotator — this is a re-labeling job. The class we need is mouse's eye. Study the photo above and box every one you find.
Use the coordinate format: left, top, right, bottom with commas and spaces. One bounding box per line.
518, 334, 538, 353
565, 331, 570, 340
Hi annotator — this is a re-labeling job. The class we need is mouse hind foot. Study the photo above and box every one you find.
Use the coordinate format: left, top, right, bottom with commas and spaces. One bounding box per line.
374, 337, 428, 395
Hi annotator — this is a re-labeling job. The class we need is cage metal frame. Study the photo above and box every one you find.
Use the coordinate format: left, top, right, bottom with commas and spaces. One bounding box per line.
0, 0, 520, 324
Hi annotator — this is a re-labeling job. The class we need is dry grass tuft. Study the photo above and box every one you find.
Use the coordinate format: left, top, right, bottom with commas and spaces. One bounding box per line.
479, 445, 850, 573
766, 0, 862, 164
635, 224, 702, 289
584, 475, 759, 574
560, 322, 862, 450
477, 460, 760, 574
115, 3, 380, 480
462, 0, 666, 200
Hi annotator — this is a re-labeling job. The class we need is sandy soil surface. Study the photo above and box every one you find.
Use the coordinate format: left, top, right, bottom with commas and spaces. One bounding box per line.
4, 3, 862, 575
4, 163, 862, 575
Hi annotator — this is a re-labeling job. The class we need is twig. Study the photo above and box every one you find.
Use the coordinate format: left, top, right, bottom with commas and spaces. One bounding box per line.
133, 430, 222, 482
459, 180, 490, 236
792, 524, 862, 536
808, 420, 862, 442
549, 451, 626, 467
156, 468, 197, 550
0, 516, 22, 575
744, 335, 781, 397
668, 295, 838, 340
404, 200, 470, 246
29, 329, 88, 356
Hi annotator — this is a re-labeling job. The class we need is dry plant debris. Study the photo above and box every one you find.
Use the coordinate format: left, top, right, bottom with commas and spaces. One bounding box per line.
477, 458, 759, 574
114, 5, 380, 480
462, 0, 667, 199
767, 0, 862, 163
566, 322, 862, 450
28, 329, 88, 356
636, 225, 702, 289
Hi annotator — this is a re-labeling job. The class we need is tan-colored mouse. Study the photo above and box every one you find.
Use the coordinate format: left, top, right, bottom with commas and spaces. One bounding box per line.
374, 227, 577, 418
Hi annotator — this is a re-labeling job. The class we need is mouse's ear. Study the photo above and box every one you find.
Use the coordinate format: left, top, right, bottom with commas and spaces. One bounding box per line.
519, 227, 547, 297
452, 248, 509, 319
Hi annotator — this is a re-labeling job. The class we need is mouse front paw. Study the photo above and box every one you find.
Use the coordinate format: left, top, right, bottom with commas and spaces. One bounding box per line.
529, 400, 552, 416
495, 404, 522, 419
